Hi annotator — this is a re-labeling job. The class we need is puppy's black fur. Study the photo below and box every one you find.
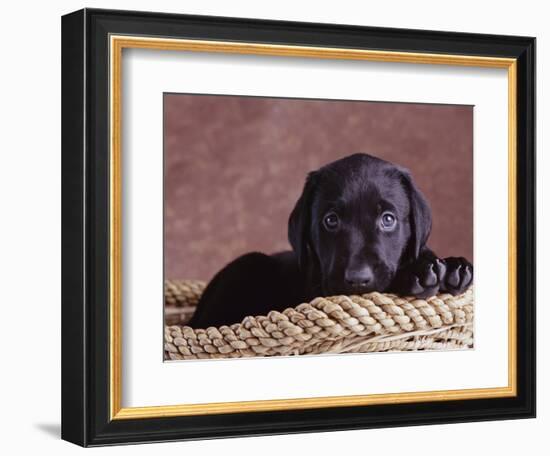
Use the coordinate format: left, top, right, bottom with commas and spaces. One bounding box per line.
189, 153, 473, 328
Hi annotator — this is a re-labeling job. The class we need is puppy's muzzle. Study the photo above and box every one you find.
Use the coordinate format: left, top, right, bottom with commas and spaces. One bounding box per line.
344, 265, 374, 290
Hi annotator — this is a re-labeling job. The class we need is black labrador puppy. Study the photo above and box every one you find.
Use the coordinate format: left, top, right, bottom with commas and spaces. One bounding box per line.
189, 153, 473, 328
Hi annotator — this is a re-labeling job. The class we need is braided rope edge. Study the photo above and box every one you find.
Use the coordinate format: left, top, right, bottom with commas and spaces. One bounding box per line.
164, 280, 474, 360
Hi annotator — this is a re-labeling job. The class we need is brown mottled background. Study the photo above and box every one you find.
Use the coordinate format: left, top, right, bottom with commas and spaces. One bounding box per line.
164, 94, 473, 282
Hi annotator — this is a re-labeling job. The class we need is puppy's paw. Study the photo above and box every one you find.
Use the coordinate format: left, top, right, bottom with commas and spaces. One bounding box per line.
441, 257, 473, 295
397, 258, 446, 299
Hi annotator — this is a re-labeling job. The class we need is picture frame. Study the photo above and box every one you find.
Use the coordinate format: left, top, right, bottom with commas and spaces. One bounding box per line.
61, 8, 536, 447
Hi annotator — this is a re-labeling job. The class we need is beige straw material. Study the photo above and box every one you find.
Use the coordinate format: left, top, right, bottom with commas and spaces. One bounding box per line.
164, 279, 474, 360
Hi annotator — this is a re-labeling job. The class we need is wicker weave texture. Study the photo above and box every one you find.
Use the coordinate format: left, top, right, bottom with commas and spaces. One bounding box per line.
164, 279, 474, 360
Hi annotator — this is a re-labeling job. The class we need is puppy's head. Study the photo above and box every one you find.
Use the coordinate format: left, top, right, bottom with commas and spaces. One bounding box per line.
288, 153, 431, 296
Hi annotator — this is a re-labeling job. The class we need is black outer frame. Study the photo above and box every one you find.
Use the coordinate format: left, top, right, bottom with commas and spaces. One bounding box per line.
61, 8, 536, 447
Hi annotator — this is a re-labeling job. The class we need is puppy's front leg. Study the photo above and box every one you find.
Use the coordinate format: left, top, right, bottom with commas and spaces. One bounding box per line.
390, 249, 447, 298
439, 256, 473, 295
391, 250, 473, 298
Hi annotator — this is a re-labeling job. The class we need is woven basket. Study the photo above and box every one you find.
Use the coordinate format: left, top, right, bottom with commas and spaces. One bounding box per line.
164, 279, 474, 360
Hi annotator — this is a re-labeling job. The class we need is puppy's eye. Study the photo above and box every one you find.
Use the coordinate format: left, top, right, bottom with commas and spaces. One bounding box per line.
380, 212, 397, 230
323, 212, 340, 231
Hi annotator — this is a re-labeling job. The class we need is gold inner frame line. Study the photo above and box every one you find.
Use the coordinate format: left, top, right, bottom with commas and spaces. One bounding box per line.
109, 35, 517, 420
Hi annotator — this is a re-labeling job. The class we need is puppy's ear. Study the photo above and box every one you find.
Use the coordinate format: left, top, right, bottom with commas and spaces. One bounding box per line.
288, 172, 318, 269
400, 169, 432, 259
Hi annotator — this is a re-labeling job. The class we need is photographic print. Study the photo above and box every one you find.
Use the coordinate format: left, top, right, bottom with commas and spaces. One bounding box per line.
62, 10, 535, 445
163, 94, 474, 360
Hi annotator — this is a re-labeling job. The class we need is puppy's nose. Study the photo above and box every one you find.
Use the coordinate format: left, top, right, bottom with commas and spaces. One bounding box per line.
345, 266, 374, 288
